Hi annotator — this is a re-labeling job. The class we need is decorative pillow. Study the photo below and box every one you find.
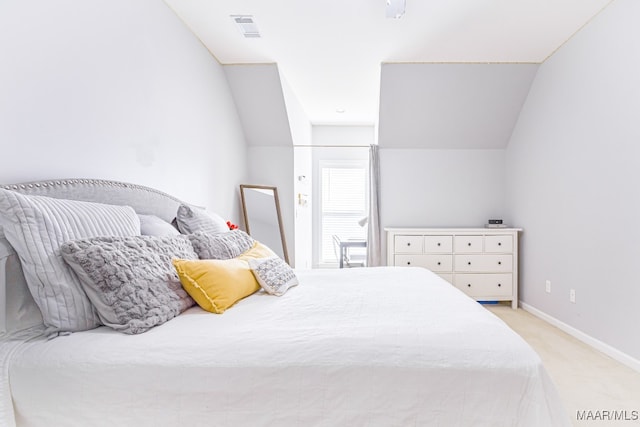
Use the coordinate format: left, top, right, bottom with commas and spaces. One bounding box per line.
248, 256, 298, 296
0, 237, 44, 336
173, 241, 275, 314
139, 214, 180, 237
187, 230, 255, 260
60, 235, 197, 334
0, 189, 140, 334
175, 204, 228, 235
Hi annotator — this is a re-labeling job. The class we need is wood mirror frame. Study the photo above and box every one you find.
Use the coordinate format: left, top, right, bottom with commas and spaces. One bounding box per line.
239, 184, 289, 264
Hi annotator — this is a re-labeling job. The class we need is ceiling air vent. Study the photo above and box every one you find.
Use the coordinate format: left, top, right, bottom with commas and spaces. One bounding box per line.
231, 15, 261, 38
386, 0, 406, 19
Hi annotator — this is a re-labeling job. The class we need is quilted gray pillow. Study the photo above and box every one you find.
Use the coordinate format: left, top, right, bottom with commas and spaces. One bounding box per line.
248, 256, 298, 296
188, 230, 255, 260
60, 235, 198, 334
0, 189, 140, 334
175, 204, 228, 235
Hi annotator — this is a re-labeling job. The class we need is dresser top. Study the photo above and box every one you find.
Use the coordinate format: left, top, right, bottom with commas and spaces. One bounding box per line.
385, 227, 522, 233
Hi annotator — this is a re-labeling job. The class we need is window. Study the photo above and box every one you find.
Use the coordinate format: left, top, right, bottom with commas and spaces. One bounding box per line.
318, 161, 367, 265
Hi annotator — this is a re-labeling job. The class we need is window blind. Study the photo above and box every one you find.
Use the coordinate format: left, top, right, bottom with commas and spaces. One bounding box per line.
319, 165, 367, 263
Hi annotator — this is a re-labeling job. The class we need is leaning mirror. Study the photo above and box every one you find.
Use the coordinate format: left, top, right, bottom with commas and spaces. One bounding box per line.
240, 184, 289, 264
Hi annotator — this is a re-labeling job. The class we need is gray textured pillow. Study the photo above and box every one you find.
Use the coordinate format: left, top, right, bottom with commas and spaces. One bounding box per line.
139, 214, 180, 237
60, 235, 197, 334
0, 189, 140, 334
175, 204, 228, 235
248, 256, 298, 296
188, 230, 255, 260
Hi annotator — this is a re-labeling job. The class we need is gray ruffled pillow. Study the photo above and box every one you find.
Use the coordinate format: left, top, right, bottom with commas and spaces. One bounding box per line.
60, 235, 197, 334
188, 230, 255, 260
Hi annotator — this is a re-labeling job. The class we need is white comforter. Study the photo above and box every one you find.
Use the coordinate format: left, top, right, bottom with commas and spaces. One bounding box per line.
2, 267, 569, 427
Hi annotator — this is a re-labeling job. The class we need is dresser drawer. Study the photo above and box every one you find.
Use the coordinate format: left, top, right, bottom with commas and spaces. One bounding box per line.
395, 254, 452, 272
454, 254, 513, 272
424, 235, 453, 252
395, 254, 426, 268
454, 235, 483, 253
394, 235, 423, 253
485, 235, 513, 253
423, 255, 452, 272
454, 274, 512, 298
386, 228, 520, 309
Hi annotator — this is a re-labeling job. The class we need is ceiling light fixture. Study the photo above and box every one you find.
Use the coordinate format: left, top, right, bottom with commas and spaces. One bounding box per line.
231, 15, 261, 38
385, 0, 406, 19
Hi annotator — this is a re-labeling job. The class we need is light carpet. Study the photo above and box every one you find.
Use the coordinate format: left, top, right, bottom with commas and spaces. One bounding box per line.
488, 305, 640, 426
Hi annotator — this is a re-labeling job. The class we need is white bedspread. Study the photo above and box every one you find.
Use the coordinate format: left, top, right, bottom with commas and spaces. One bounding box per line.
3, 267, 570, 426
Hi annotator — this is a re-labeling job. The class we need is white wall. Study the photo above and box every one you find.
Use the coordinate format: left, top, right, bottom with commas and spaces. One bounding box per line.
0, 0, 248, 221
228, 67, 307, 266
312, 125, 375, 147
281, 75, 311, 148
247, 147, 295, 266
505, 0, 640, 360
293, 147, 313, 269
223, 64, 293, 147
380, 149, 505, 223
378, 63, 539, 149
282, 73, 312, 268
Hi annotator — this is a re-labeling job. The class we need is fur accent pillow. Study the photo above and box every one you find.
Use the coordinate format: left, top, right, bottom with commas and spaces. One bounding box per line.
61, 235, 197, 334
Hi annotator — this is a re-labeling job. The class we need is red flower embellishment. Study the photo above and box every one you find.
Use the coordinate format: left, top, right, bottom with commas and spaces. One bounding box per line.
226, 221, 238, 230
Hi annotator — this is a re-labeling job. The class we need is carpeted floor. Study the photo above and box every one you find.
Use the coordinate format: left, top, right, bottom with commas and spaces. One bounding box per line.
487, 305, 640, 426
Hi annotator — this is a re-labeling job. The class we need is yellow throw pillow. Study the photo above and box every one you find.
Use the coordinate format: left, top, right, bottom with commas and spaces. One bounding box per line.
242, 241, 277, 259
173, 242, 275, 314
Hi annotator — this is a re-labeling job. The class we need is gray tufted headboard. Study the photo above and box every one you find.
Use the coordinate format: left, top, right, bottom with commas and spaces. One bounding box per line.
1, 178, 186, 223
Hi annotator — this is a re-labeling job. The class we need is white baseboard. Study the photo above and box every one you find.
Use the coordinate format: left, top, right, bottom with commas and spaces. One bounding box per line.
520, 302, 640, 373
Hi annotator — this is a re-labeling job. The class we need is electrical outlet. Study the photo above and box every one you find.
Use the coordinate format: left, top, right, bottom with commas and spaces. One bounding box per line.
545, 280, 551, 293
570, 289, 576, 303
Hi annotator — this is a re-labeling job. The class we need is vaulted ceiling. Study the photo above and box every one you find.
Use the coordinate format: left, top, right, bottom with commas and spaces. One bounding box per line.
164, 0, 613, 147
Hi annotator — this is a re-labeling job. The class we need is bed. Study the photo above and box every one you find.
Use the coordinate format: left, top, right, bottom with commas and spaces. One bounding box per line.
0, 179, 570, 427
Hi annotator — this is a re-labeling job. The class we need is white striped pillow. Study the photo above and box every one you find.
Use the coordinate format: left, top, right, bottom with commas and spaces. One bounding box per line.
0, 189, 140, 334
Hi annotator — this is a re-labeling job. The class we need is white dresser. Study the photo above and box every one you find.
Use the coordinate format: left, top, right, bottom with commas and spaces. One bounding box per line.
385, 228, 521, 309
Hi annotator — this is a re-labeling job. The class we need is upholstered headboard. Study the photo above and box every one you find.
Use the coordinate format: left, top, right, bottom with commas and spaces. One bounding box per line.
0, 178, 188, 337
1, 178, 186, 223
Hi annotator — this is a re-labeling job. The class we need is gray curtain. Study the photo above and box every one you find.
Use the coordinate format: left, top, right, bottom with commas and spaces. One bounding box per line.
366, 144, 382, 267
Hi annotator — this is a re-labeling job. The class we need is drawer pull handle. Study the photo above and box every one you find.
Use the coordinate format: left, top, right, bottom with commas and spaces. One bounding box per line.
468, 243, 471, 246
498, 283, 502, 287
498, 261, 502, 265
437, 262, 441, 265
498, 242, 502, 246
437, 243, 441, 246
407, 242, 411, 246
467, 262, 471, 265
467, 284, 471, 287
407, 262, 411, 265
